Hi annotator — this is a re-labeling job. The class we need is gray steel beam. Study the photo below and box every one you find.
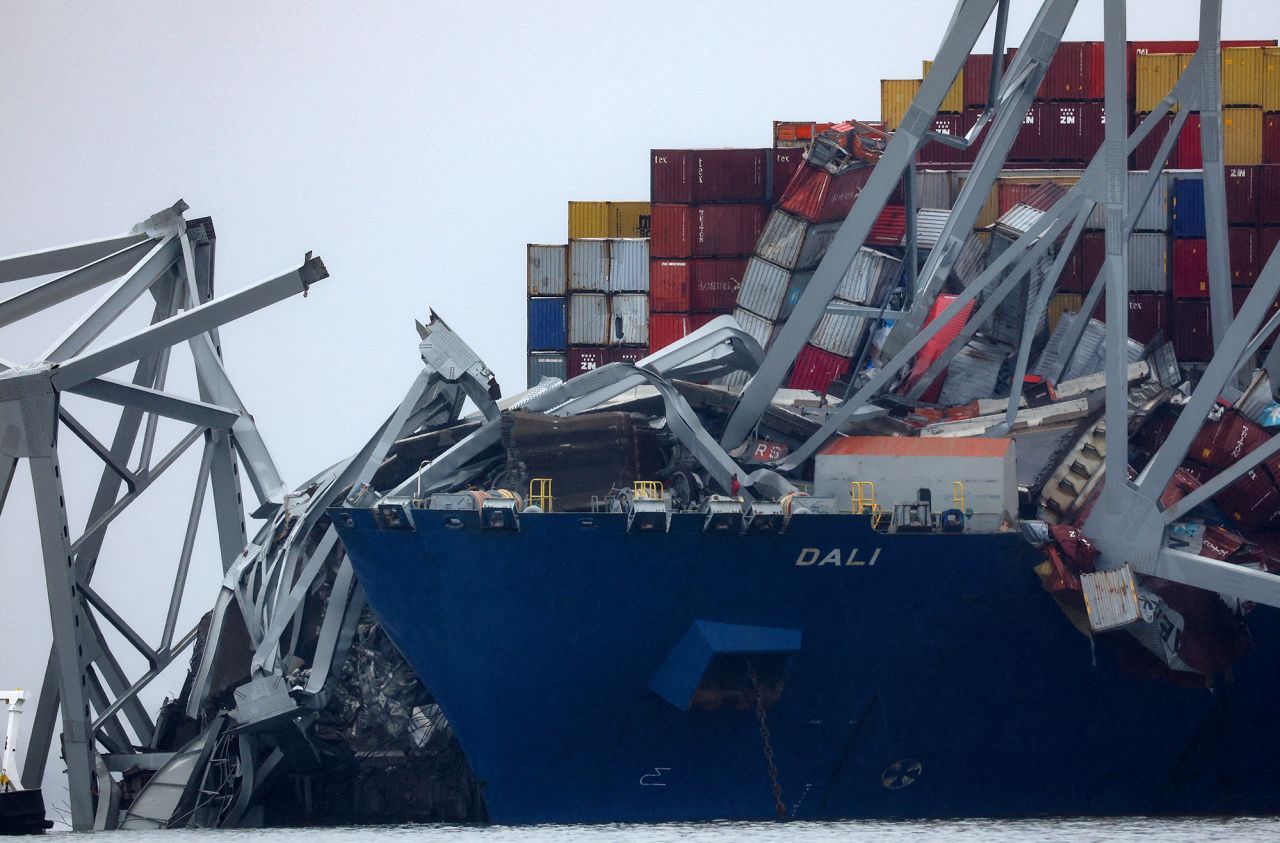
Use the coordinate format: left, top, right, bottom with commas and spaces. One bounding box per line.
0, 233, 148, 285
1162, 431, 1280, 523
58, 408, 138, 493
77, 581, 159, 666
1145, 548, 1280, 609
0, 456, 16, 514
68, 377, 240, 430
208, 432, 247, 573
162, 438, 213, 652
137, 278, 182, 473
0, 239, 159, 330
1195, 2, 1232, 348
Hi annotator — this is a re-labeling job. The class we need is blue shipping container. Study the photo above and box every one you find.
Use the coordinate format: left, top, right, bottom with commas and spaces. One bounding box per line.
527, 297, 567, 351
1170, 177, 1206, 239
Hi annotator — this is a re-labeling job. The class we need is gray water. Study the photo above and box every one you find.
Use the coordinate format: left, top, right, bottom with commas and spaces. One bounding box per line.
40, 819, 1280, 841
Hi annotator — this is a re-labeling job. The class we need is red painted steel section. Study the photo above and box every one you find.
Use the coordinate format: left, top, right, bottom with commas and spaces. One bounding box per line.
770, 149, 806, 204
651, 149, 768, 204
918, 114, 967, 167
964, 54, 993, 108
1009, 102, 1048, 162
1172, 238, 1209, 298
649, 259, 690, 310
778, 163, 872, 223
1230, 227, 1259, 286
648, 313, 689, 350
689, 258, 748, 312
1224, 166, 1259, 225
650, 204, 769, 258
567, 346, 609, 376
1262, 167, 1280, 224
786, 343, 849, 392
1172, 299, 1213, 361
869, 205, 907, 246
1132, 112, 1176, 170
1264, 113, 1280, 165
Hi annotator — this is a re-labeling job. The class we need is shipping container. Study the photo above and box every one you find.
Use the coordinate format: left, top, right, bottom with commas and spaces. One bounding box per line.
1135, 52, 1191, 114
881, 79, 921, 132
1224, 165, 1260, 224
1266, 47, 1280, 112
964, 53, 994, 108
1222, 47, 1265, 107
609, 239, 649, 292
1048, 293, 1082, 332
609, 346, 648, 365
810, 311, 868, 357
1126, 293, 1170, 345
568, 202, 611, 239
787, 343, 849, 393
1172, 298, 1213, 361
611, 202, 651, 238
527, 244, 567, 296
997, 182, 1042, 217
650, 203, 769, 258
566, 346, 608, 377
917, 169, 954, 210
737, 257, 792, 321
608, 294, 649, 346
1009, 102, 1048, 162
770, 148, 806, 203
916, 209, 950, 250
1083, 41, 1106, 99
1047, 101, 1104, 163
649, 313, 689, 351
1224, 106, 1263, 165
833, 247, 903, 304
779, 163, 872, 223
1263, 226, 1280, 266
732, 307, 775, 351
1131, 112, 1177, 170
755, 210, 840, 271
1129, 232, 1169, 292
1129, 40, 1278, 100
568, 292, 609, 345
1265, 112, 1280, 164
527, 352, 567, 387
527, 297, 567, 351
918, 113, 967, 167
649, 259, 690, 311
1232, 286, 1280, 346
689, 258, 747, 312
773, 121, 836, 147
906, 294, 975, 403
1086, 171, 1170, 231
869, 205, 908, 246
650, 149, 767, 204
922, 60, 964, 114
1044, 41, 1090, 100
1170, 176, 1206, 239
1171, 238, 1208, 298
1263, 166, 1280, 224
569, 238, 610, 291
953, 231, 990, 287
1176, 112, 1203, 169
1231, 227, 1260, 286
1081, 230, 1105, 289
1056, 239, 1083, 293
779, 271, 811, 322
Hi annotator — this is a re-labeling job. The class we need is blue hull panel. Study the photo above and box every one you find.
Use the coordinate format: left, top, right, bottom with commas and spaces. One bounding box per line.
333, 509, 1280, 823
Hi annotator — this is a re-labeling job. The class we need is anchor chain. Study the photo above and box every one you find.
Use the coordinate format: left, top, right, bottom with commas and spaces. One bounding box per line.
747, 661, 786, 820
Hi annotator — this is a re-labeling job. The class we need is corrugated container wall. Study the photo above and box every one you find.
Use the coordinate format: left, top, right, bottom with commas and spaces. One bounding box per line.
527, 297, 567, 351
732, 307, 776, 351
1086, 171, 1169, 231
737, 258, 792, 321
689, 259, 746, 312
917, 170, 954, 209
788, 344, 849, 392
651, 204, 769, 258
568, 202, 611, 239
1128, 233, 1169, 292
881, 79, 921, 132
755, 211, 841, 271
1231, 227, 1260, 285
1225, 165, 1260, 224
1224, 107, 1263, 165
609, 239, 649, 292
1172, 238, 1208, 297
1222, 47, 1264, 107
1048, 293, 1082, 332
810, 313, 868, 358
1170, 177, 1206, 238
527, 244, 567, 296
612, 202, 651, 238
1135, 52, 1191, 114
649, 313, 688, 350
964, 54, 993, 107
569, 239, 610, 291
649, 259, 689, 311
651, 149, 767, 204
1265, 47, 1280, 111
609, 294, 649, 346
566, 346, 608, 377
568, 292, 609, 345
922, 60, 964, 113
770, 149, 806, 203
527, 352, 567, 387
834, 248, 902, 305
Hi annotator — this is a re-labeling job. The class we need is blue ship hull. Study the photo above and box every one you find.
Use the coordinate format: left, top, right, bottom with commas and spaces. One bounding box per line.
332, 508, 1280, 822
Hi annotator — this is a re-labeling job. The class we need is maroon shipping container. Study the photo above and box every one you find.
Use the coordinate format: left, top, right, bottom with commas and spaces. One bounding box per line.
1126, 293, 1170, 344
1224, 165, 1259, 225
1230, 227, 1260, 286
787, 343, 848, 392
1131, 112, 1176, 170
1233, 286, 1280, 346
567, 346, 609, 376
1008, 102, 1048, 162
1264, 113, 1280, 165
1172, 239, 1209, 298
918, 114, 967, 167
1263, 226, 1280, 265
770, 148, 806, 204
1081, 230, 1105, 284
1216, 468, 1280, 532
609, 346, 648, 364
689, 258, 748, 312
869, 205, 907, 246
779, 163, 872, 223
964, 53, 993, 107
651, 149, 767, 204
1262, 167, 1280, 224
648, 313, 689, 350
1047, 101, 1104, 162
1057, 242, 1084, 293
649, 259, 690, 311
650, 204, 769, 258
1043, 41, 1089, 101
1172, 298, 1213, 361
1083, 41, 1106, 100
1175, 112, 1203, 169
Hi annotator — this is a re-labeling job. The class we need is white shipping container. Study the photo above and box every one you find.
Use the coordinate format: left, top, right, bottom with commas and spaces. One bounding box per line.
916, 169, 954, 210
527, 244, 567, 296
995, 203, 1045, 237
951, 231, 990, 288
754, 210, 841, 271
568, 292, 610, 345
833, 248, 903, 305
737, 257, 793, 321
1086, 171, 1171, 231
569, 239, 610, 291
914, 209, 951, 250
1128, 232, 1168, 291
609, 294, 649, 346
527, 351, 567, 387
809, 311, 868, 358
609, 239, 649, 292
794, 222, 842, 271
732, 307, 776, 352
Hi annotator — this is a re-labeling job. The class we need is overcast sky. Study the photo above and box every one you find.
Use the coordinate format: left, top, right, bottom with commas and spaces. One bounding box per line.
2, 0, 1277, 821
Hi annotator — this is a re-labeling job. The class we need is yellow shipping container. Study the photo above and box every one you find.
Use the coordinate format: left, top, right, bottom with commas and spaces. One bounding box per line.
568, 201, 611, 239
922, 60, 964, 115
1222, 47, 1265, 107
610, 201, 651, 238
1048, 294, 1083, 334
881, 79, 921, 132
1222, 106, 1263, 165
1135, 52, 1192, 114
1263, 46, 1280, 111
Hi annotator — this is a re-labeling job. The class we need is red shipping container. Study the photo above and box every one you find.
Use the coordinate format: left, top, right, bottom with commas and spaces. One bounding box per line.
770, 148, 806, 204
1172, 239, 1209, 298
650, 259, 691, 311
649, 313, 689, 350
609, 346, 648, 365
1214, 469, 1280, 531
689, 257, 748, 312
1172, 299, 1213, 361
778, 163, 872, 223
1223, 166, 1259, 225
903, 294, 975, 402
651, 148, 767, 204
1131, 112, 1176, 170
1232, 286, 1280, 346
964, 53, 993, 108
1081, 230, 1105, 285
1262, 166, 1280, 224
1262, 226, 1280, 265
1126, 293, 1170, 344
997, 182, 1043, 217
1230, 227, 1259, 286
1043, 41, 1089, 101
1057, 242, 1084, 293
1083, 41, 1106, 100
1009, 101, 1048, 162
567, 346, 609, 376
689, 313, 720, 331
1047, 101, 1104, 162
1175, 112, 1203, 169
918, 114, 967, 167
869, 205, 907, 245
650, 203, 769, 258
1264, 112, 1280, 165
787, 343, 848, 393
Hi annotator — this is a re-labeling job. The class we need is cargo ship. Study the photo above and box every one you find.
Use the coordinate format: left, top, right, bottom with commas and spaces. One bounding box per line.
324, 30, 1280, 824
